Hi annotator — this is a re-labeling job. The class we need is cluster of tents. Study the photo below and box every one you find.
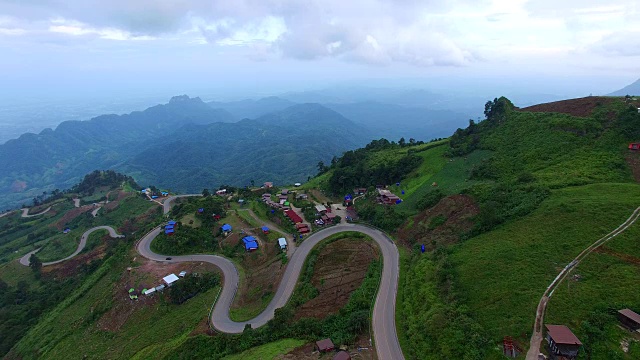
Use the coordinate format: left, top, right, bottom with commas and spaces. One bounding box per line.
165, 220, 177, 235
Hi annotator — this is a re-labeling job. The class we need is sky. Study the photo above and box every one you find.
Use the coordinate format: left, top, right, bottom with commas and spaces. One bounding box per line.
0, 0, 639, 102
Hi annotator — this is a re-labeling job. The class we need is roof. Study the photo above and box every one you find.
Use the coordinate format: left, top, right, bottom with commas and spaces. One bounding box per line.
244, 240, 258, 250
546, 325, 582, 345
163, 274, 180, 284
242, 236, 257, 244
261, 226, 269, 231
619, 309, 640, 324
144, 288, 156, 295
316, 338, 334, 351
164, 229, 174, 234
278, 238, 287, 247
221, 224, 232, 231
325, 212, 336, 219
333, 351, 351, 360
168, 220, 177, 225
315, 204, 328, 212
284, 209, 303, 223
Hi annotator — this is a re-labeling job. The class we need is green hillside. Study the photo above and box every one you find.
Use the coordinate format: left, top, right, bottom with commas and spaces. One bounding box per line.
313, 96, 640, 359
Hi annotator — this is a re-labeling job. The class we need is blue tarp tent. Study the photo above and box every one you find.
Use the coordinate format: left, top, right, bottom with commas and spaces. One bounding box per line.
344, 194, 353, 201
242, 236, 258, 251
261, 226, 269, 232
168, 220, 177, 226
395, 199, 402, 204
165, 229, 174, 235
165, 225, 174, 230
197, 208, 204, 213
221, 224, 232, 232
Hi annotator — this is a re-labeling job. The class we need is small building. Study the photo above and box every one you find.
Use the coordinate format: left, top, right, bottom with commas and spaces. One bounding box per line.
63, 228, 71, 234
168, 220, 177, 226
315, 204, 328, 214
618, 308, 640, 331
264, 182, 273, 188
284, 210, 303, 224
630, 143, 640, 150
216, 189, 227, 195
297, 223, 310, 234
161, 191, 169, 196
221, 224, 232, 233
278, 237, 287, 250
296, 193, 308, 200
242, 236, 258, 252
144, 288, 156, 295
155, 284, 166, 292
179, 271, 187, 277
294, 182, 302, 187
353, 188, 367, 195
165, 229, 175, 236
278, 194, 289, 201
163, 273, 180, 287
281, 189, 289, 195
333, 351, 351, 360
151, 195, 158, 199
316, 338, 335, 353
545, 325, 582, 360
261, 226, 269, 234
326, 212, 337, 223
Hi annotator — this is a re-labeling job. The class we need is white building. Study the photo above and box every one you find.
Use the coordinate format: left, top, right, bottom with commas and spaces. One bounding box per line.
278, 238, 288, 251
163, 273, 180, 286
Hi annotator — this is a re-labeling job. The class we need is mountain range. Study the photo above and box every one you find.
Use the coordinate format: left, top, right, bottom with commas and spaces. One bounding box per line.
0, 97, 371, 210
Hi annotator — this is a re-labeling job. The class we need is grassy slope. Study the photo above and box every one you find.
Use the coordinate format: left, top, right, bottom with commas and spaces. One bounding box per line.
221, 338, 306, 360
452, 183, 640, 355
11, 248, 220, 360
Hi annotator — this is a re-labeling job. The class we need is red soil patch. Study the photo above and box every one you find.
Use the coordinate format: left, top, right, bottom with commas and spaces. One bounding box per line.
397, 195, 479, 251
594, 246, 640, 266
51, 206, 93, 230
520, 96, 618, 118
626, 152, 640, 183
294, 238, 380, 321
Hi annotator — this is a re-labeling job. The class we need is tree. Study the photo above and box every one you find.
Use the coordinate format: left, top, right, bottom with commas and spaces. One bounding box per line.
202, 188, 210, 197
399, 137, 406, 147
29, 254, 42, 279
317, 161, 327, 174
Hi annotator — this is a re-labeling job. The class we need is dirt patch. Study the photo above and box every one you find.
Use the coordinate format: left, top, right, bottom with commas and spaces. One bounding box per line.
97, 258, 219, 332
397, 194, 479, 250
280, 334, 376, 360
51, 206, 93, 230
231, 230, 286, 315
519, 96, 618, 118
309, 189, 331, 204
626, 152, 640, 183
594, 246, 640, 266
294, 239, 380, 321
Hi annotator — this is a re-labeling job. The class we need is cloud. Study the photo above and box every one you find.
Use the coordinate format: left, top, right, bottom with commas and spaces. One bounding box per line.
591, 31, 640, 56
0, 0, 477, 67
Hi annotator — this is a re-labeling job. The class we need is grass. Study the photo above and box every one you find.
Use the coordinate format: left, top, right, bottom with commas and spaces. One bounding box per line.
221, 338, 306, 360
543, 220, 640, 359
229, 291, 275, 322
451, 183, 640, 345
180, 213, 202, 228
12, 245, 221, 360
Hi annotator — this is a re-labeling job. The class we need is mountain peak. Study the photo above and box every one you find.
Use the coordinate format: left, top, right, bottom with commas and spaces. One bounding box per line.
608, 78, 640, 96
169, 95, 203, 104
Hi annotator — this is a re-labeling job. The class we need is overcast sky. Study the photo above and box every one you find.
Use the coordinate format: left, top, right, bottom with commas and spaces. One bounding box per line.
0, 0, 639, 101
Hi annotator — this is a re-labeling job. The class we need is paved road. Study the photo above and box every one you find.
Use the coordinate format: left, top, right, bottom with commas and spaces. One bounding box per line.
21, 206, 52, 218
19, 226, 124, 266
162, 194, 201, 214
525, 206, 640, 360
136, 223, 403, 360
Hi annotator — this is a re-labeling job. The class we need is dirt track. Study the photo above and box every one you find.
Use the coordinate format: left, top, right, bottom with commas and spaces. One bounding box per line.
525, 206, 640, 360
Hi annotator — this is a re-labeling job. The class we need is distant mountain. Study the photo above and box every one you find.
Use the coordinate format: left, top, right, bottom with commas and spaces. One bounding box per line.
0, 100, 371, 210
0, 96, 235, 210
608, 78, 640, 96
324, 101, 472, 140
207, 96, 295, 119
120, 103, 371, 192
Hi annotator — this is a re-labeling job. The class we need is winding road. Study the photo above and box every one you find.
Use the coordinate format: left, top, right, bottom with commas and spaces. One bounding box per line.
16, 193, 405, 359
137, 223, 403, 360
21, 206, 52, 218
19, 226, 124, 266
